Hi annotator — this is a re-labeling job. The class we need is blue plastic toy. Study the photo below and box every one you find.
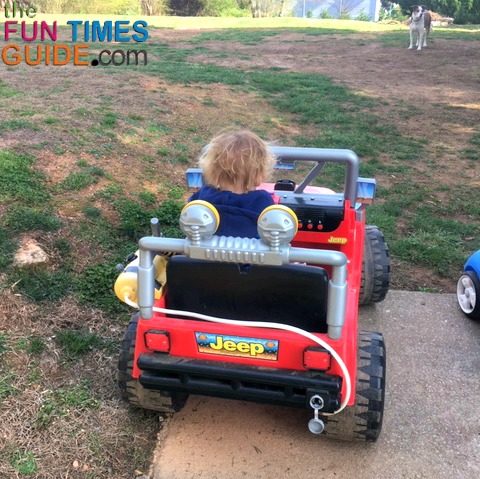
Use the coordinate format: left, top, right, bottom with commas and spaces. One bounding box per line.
457, 250, 480, 320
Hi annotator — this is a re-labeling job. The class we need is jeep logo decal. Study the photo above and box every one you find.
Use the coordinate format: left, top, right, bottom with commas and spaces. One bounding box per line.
195, 333, 278, 361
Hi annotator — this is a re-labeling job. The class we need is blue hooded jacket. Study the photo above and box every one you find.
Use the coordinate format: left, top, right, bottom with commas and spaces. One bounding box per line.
189, 186, 274, 238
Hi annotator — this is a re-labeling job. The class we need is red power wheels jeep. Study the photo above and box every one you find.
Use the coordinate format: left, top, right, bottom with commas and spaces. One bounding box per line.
117, 147, 390, 442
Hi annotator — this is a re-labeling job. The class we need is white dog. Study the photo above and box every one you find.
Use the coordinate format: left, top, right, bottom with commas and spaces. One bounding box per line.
408, 5, 432, 50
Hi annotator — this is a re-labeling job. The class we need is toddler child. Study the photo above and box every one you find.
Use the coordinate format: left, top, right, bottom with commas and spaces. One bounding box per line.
190, 129, 275, 238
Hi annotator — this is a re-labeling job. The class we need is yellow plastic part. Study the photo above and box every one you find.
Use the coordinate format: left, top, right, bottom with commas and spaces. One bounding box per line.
258, 204, 299, 236
114, 252, 167, 304
153, 255, 168, 285
114, 270, 140, 304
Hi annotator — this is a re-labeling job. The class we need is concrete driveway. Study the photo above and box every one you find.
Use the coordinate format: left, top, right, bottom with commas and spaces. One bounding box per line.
150, 291, 480, 479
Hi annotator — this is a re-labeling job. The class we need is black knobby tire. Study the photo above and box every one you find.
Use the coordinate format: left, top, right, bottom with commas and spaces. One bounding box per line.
323, 331, 386, 442
360, 225, 390, 305
118, 314, 187, 413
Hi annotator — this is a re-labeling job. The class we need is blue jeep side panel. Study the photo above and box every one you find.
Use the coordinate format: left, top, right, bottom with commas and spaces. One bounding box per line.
465, 250, 480, 275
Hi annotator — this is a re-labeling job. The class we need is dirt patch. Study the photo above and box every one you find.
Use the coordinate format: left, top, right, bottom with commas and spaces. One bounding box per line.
0, 130, 46, 149
390, 258, 454, 292
188, 33, 480, 187
190, 34, 480, 103
0, 64, 298, 211
36, 152, 87, 185
0, 282, 39, 332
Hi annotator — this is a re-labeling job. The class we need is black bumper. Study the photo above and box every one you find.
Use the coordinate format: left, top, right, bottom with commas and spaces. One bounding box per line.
138, 353, 341, 412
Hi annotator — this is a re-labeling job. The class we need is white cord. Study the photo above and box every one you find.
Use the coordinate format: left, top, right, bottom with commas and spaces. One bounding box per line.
125, 296, 351, 415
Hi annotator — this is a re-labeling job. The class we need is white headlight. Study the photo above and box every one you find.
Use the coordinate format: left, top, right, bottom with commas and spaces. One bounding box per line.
180, 200, 220, 242
257, 205, 298, 248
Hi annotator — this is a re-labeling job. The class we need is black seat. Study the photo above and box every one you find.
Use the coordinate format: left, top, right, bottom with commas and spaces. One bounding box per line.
165, 256, 329, 333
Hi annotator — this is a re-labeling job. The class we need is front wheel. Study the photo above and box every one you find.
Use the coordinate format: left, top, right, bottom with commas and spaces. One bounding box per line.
323, 331, 386, 442
359, 226, 390, 305
457, 271, 480, 320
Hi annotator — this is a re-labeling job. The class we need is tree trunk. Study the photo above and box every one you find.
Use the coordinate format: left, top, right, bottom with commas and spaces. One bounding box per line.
141, 0, 153, 16
250, 0, 259, 18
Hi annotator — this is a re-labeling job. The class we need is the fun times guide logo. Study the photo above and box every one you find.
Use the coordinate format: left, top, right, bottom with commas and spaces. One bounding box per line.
1, 2, 149, 67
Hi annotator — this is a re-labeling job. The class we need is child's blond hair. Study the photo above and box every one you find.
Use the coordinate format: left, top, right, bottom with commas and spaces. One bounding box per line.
199, 130, 275, 192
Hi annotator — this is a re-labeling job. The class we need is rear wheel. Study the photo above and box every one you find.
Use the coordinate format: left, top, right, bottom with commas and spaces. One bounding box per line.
323, 331, 386, 442
457, 271, 480, 320
360, 225, 390, 305
118, 314, 187, 413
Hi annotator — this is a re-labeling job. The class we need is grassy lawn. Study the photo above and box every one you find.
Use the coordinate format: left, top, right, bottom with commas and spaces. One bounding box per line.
0, 17, 479, 478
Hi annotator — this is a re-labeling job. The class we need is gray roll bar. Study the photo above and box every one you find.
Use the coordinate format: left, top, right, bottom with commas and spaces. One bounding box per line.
269, 147, 360, 204
138, 236, 348, 340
